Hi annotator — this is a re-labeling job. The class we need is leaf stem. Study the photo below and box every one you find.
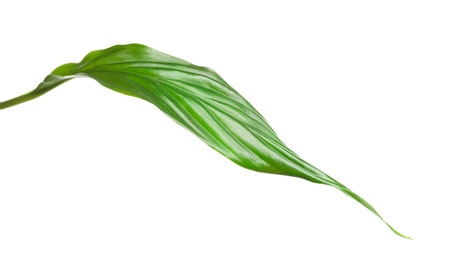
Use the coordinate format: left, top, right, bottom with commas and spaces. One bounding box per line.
0, 78, 73, 109
0, 90, 43, 109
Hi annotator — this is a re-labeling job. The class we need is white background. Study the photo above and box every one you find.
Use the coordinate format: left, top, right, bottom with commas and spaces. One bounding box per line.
1, 1, 454, 259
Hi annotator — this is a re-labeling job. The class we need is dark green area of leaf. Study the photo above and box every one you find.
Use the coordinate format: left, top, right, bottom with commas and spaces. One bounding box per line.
0, 44, 410, 239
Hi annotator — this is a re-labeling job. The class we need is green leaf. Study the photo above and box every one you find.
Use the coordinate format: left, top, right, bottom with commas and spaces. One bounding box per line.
0, 43, 410, 239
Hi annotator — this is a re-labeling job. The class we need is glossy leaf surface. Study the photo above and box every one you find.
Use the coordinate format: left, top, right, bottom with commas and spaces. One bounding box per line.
0, 44, 410, 239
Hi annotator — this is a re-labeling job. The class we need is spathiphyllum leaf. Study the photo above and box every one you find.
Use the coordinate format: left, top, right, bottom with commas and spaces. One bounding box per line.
0, 43, 410, 239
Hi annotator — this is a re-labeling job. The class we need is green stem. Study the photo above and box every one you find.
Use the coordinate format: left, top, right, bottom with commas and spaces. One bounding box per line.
0, 77, 73, 109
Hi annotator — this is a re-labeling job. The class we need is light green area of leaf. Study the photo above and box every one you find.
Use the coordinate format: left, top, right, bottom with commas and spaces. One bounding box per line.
0, 44, 411, 239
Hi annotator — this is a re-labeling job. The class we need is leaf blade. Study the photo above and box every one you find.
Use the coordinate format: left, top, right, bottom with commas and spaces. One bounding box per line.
0, 43, 410, 239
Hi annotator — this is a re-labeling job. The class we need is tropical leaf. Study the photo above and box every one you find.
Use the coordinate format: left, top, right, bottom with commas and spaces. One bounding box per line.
0, 43, 410, 239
